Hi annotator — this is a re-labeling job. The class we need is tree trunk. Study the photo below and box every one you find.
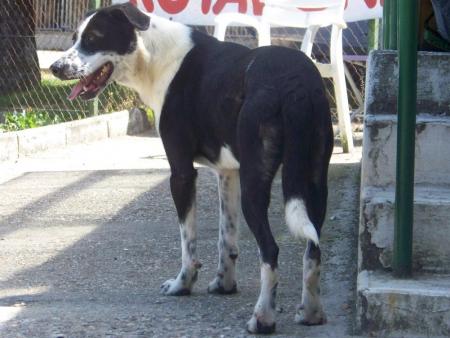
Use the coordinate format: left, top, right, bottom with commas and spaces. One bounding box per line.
0, 0, 41, 96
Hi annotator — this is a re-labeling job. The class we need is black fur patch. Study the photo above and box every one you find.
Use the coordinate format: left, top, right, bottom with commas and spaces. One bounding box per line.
79, 3, 149, 55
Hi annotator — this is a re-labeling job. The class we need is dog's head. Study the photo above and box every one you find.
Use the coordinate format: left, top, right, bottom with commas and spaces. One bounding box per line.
50, 3, 150, 100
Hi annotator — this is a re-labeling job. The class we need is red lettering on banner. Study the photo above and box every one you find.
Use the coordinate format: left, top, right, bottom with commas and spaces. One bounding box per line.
364, 0, 377, 8
212, 0, 247, 14
140, 0, 154, 12
252, 0, 264, 15
158, 0, 189, 14
202, 0, 212, 14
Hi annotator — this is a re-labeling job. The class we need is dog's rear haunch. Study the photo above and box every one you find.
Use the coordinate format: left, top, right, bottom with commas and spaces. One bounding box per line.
51, 3, 333, 334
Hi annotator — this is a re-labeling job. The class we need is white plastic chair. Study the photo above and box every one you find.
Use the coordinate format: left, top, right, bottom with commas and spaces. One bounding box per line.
214, 0, 354, 153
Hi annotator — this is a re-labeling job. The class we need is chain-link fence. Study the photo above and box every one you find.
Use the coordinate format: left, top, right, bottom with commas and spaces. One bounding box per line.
0, 0, 371, 132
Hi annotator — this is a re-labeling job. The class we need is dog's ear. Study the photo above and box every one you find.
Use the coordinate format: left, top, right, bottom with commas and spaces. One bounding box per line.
110, 3, 150, 31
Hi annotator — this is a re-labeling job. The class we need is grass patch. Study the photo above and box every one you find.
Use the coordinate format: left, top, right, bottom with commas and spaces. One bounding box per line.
0, 110, 63, 132
0, 72, 141, 131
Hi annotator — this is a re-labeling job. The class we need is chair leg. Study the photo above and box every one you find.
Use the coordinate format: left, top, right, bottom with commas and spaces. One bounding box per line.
301, 26, 319, 57
258, 21, 271, 47
333, 66, 354, 153
330, 25, 354, 153
214, 21, 227, 41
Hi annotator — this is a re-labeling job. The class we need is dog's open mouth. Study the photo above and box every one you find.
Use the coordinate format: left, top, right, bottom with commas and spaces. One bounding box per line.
68, 62, 114, 101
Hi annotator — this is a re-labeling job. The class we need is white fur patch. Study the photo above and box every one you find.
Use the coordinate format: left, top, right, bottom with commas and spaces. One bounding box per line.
296, 247, 326, 324
180, 205, 196, 267
285, 198, 319, 245
195, 146, 240, 170
216, 146, 240, 169
217, 171, 239, 266
124, 15, 194, 133
208, 170, 240, 292
259, 263, 278, 303
247, 263, 278, 330
161, 203, 198, 295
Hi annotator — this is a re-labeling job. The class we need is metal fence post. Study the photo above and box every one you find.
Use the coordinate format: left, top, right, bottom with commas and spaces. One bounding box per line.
89, 0, 101, 116
393, 0, 419, 278
383, 0, 391, 48
389, 0, 398, 49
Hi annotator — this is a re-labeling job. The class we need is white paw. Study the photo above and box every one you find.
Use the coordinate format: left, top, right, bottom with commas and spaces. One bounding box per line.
160, 278, 191, 296
295, 303, 327, 325
246, 314, 276, 334
207, 276, 237, 294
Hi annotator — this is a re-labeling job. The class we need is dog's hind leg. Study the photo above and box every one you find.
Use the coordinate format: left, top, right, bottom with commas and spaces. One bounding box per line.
241, 169, 279, 334
281, 85, 333, 325
208, 169, 240, 294
161, 169, 201, 296
292, 168, 330, 325
237, 101, 283, 334
284, 196, 326, 325
295, 240, 326, 325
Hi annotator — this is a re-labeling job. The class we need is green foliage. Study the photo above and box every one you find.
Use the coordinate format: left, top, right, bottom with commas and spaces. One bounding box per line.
0, 110, 62, 131
0, 71, 142, 132
144, 107, 155, 127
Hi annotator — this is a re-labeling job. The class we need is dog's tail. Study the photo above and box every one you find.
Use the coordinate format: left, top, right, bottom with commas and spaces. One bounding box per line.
281, 84, 333, 246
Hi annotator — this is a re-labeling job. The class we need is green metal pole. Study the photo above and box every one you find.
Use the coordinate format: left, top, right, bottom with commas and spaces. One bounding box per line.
89, 0, 101, 116
393, 0, 419, 278
383, 0, 391, 49
389, 0, 398, 49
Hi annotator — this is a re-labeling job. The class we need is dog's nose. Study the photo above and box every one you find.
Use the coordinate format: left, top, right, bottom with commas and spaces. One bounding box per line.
50, 61, 64, 78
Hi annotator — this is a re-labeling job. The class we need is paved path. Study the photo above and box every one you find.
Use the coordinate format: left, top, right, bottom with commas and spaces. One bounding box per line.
0, 131, 362, 337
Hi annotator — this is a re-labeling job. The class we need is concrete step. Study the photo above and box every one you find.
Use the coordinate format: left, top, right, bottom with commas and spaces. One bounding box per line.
357, 49, 450, 338
365, 51, 450, 117
357, 270, 450, 337
362, 114, 450, 188
359, 186, 450, 273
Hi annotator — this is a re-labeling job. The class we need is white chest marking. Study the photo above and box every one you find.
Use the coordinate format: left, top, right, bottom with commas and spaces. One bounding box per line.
195, 146, 240, 170
217, 146, 240, 169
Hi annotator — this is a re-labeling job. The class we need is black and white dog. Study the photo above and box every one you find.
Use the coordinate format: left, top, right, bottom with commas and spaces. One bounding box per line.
50, 3, 333, 334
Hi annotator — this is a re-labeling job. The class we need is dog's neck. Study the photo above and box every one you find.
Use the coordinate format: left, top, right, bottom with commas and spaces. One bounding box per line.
116, 15, 194, 132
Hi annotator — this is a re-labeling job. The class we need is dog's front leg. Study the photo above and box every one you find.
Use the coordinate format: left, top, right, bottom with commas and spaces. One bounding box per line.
161, 170, 201, 296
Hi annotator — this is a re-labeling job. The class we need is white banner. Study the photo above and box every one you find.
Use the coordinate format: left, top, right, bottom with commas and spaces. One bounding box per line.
113, 0, 383, 24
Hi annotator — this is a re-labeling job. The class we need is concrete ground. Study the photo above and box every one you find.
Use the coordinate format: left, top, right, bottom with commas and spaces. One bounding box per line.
0, 130, 362, 337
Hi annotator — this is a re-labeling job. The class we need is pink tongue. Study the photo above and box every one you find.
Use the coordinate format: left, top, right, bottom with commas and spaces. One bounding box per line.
68, 82, 84, 101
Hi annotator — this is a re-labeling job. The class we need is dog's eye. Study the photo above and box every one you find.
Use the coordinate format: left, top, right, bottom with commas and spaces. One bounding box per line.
85, 33, 100, 44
